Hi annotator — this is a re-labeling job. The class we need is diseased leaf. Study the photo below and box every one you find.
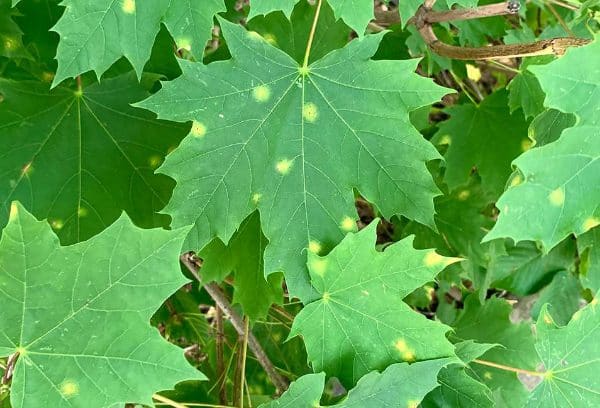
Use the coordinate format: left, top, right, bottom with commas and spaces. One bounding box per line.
200, 212, 283, 321
527, 298, 600, 406
579, 226, 600, 292
259, 358, 454, 407
290, 221, 456, 385
137, 21, 448, 301
0, 0, 30, 60
51, 0, 226, 85
433, 90, 530, 197
0, 73, 188, 244
0, 203, 202, 408
485, 37, 600, 251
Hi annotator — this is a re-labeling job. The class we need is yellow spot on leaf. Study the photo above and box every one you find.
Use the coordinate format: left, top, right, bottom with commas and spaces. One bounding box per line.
42, 72, 55, 83
302, 102, 318, 122
9, 202, 18, 221
510, 174, 522, 187
51, 219, 64, 230
572, 310, 582, 321
394, 339, 416, 361
322, 292, 330, 303
424, 250, 444, 267
263, 33, 277, 45
583, 217, 600, 232
247, 31, 262, 40
148, 155, 161, 169
77, 207, 88, 218
311, 259, 328, 276
548, 188, 565, 206
252, 193, 262, 204
543, 312, 553, 324
483, 371, 493, 380
438, 134, 451, 145
309, 240, 321, 254
521, 139, 533, 152
177, 38, 192, 52
457, 190, 470, 201
252, 85, 271, 103
407, 400, 420, 408
466, 64, 481, 81
122, 0, 135, 14
60, 380, 79, 397
276, 159, 292, 174
191, 121, 207, 138
4, 37, 16, 51
340, 216, 355, 232
21, 162, 33, 176
425, 285, 434, 300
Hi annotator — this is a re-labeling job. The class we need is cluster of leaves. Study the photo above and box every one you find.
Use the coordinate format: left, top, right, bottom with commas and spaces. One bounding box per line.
0, 0, 599, 407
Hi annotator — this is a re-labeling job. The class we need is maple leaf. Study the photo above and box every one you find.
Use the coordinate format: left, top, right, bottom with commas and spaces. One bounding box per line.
527, 298, 600, 406
259, 358, 454, 407
137, 20, 449, 301
433, 90, 531, 197
0, 0, 30, 60
485, 37, 600, 251
0, 203, 202, 408
289, 221, 457, 385
248, 0, 297, 19
0, 73, 188, 244
51, 0, 226, 86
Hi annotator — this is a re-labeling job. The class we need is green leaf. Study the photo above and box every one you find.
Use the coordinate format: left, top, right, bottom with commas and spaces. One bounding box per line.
51, 0, 226, 85
0, 0, 30, 60
527, 298, 600, 406
0, 73, 188, 244
327, 0, 373, 36
579, 226, 600, 292
531, 271, 581, 326
259, 358, 454, 407
248, 0, 297, 19
200, 212, 283, 321
290, 221, 456, 385
137, 21, 448, 301
0, 202, 202, 407
452, 296, 539, 405
433, 90, 531, 197
486, 37, 600, 251
528, 109, 576, 147
508, 70, 545, 119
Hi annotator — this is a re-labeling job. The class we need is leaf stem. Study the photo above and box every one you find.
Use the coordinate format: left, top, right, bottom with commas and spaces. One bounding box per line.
180, 252, 289, 394
472, 359, 545, 377
302, 0, 323, 69
215, 306, 228, 405
238, 317, 249, 408
152, 393, 190, 408
1, 352, 19, 385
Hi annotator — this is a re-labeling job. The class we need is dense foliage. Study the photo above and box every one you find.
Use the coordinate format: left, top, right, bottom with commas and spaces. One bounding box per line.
0, 0, 599, 407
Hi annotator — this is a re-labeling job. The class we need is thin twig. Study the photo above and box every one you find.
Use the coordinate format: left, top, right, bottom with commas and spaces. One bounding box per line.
215, 306, 228, 405
1, 352, 19, 385
180, 253, 289, 394
472, 359, 546, 377
153, 393, 190, 408
548, 0, 579, 10
425, 2, 518, 23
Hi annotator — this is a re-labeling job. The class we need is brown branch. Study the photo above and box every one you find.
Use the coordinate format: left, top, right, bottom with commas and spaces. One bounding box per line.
375, 1, 590, 60
180, 252, 289, 395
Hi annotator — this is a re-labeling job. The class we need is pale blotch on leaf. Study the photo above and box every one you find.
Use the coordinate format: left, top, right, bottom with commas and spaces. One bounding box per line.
176, 38, 192, 52
311, 258, 328, 276
483, 371, 493, 380
583, 217, 600, 232
60, 380, 79, 398
51, 219, 64, 230
466, 64, 481, 81
191, 121, 207, 138
308, 240, 321, 254
252, 85, 271, 103
322, 292, 331, 303
457, 190, 470, 201
252, 193, 262, 204
521, 139, 533, 151
543, 312, 553, 324
548, 187, 565, 207
302, 102, 318, 122
407, 400, 420, 408
510, 174, 522, 187
121, 0, 135, 14
438, 134, 451, 145
77, 207, 88, 218
572, 310, 582, 321
263, 33, 277, 45
247, 31, 262, 41
394, 338, 416, 362
424, 250, 445, 267
9, 202, 19, 222
275, 159, 292, 175
425, 285, 434, 301
340, 216, 355, 232
148, 155, 162, 169
42, 71, 54, 83
3, 37, 16, 51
